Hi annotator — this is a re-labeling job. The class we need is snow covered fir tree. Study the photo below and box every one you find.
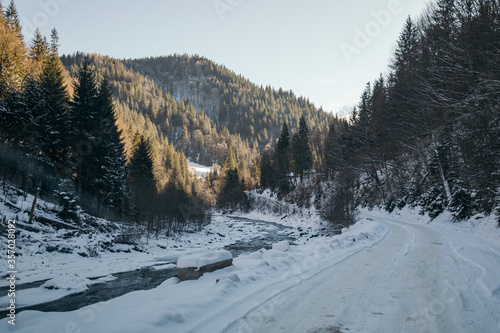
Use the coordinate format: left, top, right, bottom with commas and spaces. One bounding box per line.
0, 0, 499, 332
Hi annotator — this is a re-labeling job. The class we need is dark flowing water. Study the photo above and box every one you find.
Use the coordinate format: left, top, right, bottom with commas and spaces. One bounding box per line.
223, 216, 296, 255
0, 217, 296, 316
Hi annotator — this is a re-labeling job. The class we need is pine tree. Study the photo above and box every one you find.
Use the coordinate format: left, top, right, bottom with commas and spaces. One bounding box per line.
29, 29, 49, 67
92, 76, 129, 217
39, 28, 71, 169
388, 16, 421, 144
274, 123, 292, 194
128, 134, 156, 224
218, 147, 246, 210
324, 122, 342, 179
222, 147, 238, 179
49, 28, 59, 55
390, 16, 418, 85
292, 115, 313, 182
21, 74, 43, 154
5, 0, 21, 38
1, 88, 26, 145
259, 149, 274, 189
70, 57, 100, 205
0, 2, 27, 96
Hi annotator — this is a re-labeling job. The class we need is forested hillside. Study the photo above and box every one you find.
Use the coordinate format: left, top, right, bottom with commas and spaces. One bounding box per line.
61, 54, 335, 169
0, 0, 334, 232
0, 2, 210, 233
311, 0, 500, 224
123, 55, 334, 147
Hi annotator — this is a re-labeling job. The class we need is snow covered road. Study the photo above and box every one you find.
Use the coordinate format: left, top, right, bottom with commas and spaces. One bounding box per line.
224, 216, 500, 333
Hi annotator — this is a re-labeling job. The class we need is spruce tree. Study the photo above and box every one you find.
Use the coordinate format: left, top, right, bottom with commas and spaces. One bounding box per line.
49, 28, 59, 55
5, 0, 21, 38
21, 74, 43, 154
0, 2, 27, 96
274, 123, 292, 194
390, 16, 418, 85
39, 28, 71, 169
222, 147, 238, 179
29, 29, 49, 66
2, 88, 26, 145
324, 122, 341, 179
292, 115, 313, 182
388, 16, 421, 144
70, 57, 100, 205
128, 134, 156, 223
93, 76, 129, 217
171, 151, 188, 191
218, 147, 246, 210
259, 150, 274, 189
370, 76, 390, 156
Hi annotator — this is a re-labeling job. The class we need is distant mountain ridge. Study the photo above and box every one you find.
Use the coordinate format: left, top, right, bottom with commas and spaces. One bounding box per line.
123, 55, 334, 143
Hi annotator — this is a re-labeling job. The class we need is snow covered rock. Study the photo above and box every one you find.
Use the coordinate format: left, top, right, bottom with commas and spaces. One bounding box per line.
42, 273, 91, 293
177, 250, 233, 281
177, 250, 232, 269
272, 240, 290, 252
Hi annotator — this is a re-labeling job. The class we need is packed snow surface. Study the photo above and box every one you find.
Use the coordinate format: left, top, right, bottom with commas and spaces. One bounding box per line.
225, 211, 500, 332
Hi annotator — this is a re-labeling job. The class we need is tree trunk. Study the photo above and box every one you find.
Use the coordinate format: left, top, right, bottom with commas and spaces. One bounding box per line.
28, 188, 40, 224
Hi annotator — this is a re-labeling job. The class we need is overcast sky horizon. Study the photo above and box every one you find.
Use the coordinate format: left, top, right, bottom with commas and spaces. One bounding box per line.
15, 0, 431, 115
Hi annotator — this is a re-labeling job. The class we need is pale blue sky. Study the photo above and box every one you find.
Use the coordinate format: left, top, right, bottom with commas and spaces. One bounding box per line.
15, 0, 430, 115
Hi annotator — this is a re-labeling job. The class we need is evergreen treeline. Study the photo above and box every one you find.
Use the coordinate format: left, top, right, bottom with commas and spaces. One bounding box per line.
259, 115, 314, 197
256, 0, 499, 226
319, 0, 499, 223
0, 1, 209, 234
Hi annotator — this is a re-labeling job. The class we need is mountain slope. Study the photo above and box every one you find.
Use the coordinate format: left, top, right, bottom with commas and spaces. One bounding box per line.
123, 55, 334, 147
61, 53, 336, 189
61, 53, 259, 170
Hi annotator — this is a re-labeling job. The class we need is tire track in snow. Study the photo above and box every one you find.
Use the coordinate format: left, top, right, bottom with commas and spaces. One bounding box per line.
448, 240, 500, 330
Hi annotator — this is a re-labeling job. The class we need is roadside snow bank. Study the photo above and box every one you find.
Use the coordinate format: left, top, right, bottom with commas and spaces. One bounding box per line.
177, 250, 233, 269
3, 219, 388, 333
